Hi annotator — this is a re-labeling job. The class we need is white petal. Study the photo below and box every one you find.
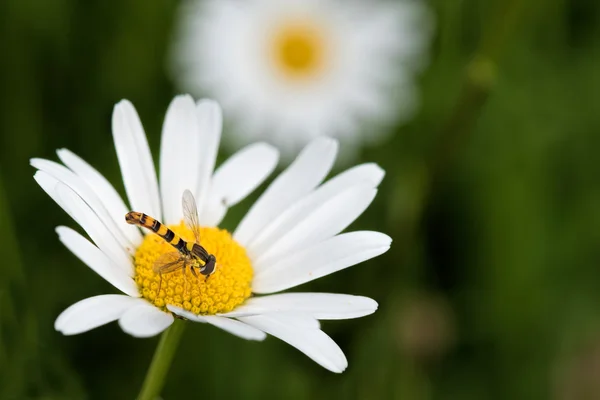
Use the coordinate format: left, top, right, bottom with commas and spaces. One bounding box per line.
194, 99, 222, 217
261, 312, 321, 329
119, 302, 174, 338
168, 306, 266, 340
31, 159, 132, 251
208, 143, 279, 207
248, 163, 384, 262
200, 142, 279, 226
199, 203, 227, 229
253, 231, 391, 294
159, 95, 202, 225
55, 294, 140, 335
33, 171, 67, 212
322, 163, 384, 190
112, 100, 161, 219
239, 314, 347, 373
166, 306, 201, 321
55, 183, 133, 276
253, 185, 377, 267
234, 137, 338, 246
279, 313, 322, 329
199, 316, 267, 341
56, 226, 139, 297
232, 311, 321, 329
57, 148, 143, 248
221, 293, 378, 320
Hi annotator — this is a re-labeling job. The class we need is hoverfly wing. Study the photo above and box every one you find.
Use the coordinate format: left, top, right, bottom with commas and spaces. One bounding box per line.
182, 189, 202, 245
153, 252, 186, 274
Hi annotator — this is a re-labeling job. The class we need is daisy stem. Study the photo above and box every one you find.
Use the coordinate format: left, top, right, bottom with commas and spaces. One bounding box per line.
428, 0, 531, 182
137, 319, 186, 400
389, 0, 533, 260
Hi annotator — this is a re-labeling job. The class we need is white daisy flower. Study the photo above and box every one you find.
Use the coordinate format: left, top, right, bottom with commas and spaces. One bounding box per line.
171, 0, 432, 158
31, 95, 391, 373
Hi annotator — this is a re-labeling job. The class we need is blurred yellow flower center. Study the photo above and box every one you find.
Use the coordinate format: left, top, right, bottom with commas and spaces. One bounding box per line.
134, 223, 253, 315
271, 21, 326, 79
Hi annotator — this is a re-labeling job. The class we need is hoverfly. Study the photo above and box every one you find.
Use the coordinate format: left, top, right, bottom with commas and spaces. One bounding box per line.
125, 190, 216, 294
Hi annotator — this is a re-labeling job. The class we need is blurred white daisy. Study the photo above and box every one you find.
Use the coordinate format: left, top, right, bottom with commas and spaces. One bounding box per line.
171, 0, 432, 158
31, 95, 391, 373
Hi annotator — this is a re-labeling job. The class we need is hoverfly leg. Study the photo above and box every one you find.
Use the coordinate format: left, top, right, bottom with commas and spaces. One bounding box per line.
191, 264, 204, 289
182, 262, 189, 298
156, 274, 163, 301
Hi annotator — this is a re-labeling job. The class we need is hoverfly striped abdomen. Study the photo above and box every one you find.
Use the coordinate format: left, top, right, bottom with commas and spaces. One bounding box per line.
125, 211, 191, 256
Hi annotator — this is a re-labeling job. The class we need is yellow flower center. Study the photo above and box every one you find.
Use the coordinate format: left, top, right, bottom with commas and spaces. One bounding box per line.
270, 20, 326, 79
134, 223, 253, 315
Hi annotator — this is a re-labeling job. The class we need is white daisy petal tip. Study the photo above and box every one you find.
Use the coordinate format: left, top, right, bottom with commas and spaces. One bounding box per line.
172, 93, 195, 104
312, 136, 339, 153
29, 157, 44, 167
114, 98, 134, 110
32, 171, 63, 209
163, 94, 198, 122
196, 97, 222, 109
379, 232, 393, 247
347, 296, 379, 318
55, 147, 69, 158
196, 98, 223, 127
55, 225, 69, 237
366, 163, 385, 187
54, 295, 141, 336
239, 314, 348, 373
112, 100, 135, 125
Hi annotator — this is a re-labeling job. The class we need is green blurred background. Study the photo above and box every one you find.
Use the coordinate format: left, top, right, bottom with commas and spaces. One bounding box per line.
1, 0, 600, 399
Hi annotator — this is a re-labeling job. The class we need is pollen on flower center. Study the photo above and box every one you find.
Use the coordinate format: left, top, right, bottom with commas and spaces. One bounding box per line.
134, 223, 253, 315
270, 20, 326, 79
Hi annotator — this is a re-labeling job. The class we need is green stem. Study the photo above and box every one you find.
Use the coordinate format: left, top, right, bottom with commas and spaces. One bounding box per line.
428, 0, 529, 185
137, 319, 186, 400
389, 0, 532, 267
